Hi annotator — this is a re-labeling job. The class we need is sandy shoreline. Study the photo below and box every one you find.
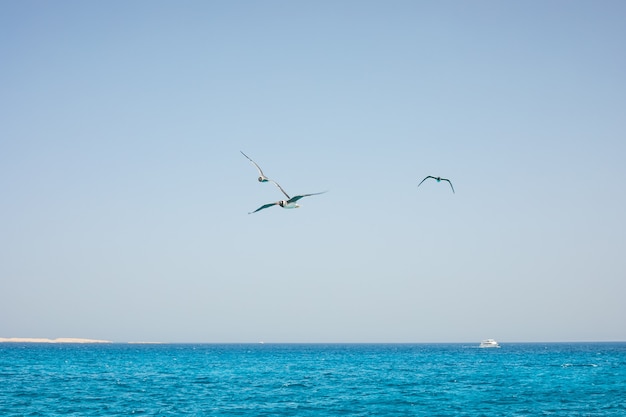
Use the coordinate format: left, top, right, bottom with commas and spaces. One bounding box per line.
0, 337, 113, 344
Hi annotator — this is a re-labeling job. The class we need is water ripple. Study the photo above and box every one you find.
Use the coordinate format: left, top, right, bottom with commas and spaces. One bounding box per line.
1, 343, 625, 416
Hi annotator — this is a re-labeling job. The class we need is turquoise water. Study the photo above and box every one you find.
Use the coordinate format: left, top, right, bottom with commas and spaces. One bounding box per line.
1, 343, 625, 416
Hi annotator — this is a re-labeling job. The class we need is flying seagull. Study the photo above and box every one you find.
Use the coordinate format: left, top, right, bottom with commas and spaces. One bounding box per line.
418, 176, 455, 193
249, 191, 327, 214
240, 151, 289, 198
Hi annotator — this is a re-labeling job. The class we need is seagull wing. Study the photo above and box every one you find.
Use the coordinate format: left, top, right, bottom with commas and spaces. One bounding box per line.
287, 191, 328, 204
417, 176, 435, 187
248, 201, 279, 214
240, 151, 266, 177
269, 179, 291, 199
442, 178, 455, 193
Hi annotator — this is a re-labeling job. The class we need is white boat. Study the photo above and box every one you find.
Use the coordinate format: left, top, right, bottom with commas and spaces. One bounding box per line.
479, 339, 500, 348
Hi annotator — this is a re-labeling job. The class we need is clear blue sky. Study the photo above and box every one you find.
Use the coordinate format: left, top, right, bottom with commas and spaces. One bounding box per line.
1, 1, 625, 343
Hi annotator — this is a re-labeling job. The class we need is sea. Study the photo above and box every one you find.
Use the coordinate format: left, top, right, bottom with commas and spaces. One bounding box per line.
1, 342, 624, 416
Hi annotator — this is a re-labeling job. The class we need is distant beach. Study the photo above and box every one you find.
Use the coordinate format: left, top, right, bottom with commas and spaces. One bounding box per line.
0, 338, 112, 344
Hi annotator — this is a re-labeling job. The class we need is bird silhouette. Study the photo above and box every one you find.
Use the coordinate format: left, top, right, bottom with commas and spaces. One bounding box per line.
418, 176, 455, 193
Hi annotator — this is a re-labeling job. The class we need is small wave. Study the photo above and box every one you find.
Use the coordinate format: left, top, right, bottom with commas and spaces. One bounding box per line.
281, 381, 309, 389
561, 363, 598, 368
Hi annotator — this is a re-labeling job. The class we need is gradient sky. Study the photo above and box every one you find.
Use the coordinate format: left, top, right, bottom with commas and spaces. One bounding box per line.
1, 1, 625, 343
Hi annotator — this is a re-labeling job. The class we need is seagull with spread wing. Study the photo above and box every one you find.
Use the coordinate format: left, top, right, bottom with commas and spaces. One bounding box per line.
249, 191, 327, 214
240, 151, 289, 197
418, 176, 455, 193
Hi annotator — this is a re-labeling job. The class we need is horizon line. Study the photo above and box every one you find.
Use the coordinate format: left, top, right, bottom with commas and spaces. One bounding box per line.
2, 337, 625, 345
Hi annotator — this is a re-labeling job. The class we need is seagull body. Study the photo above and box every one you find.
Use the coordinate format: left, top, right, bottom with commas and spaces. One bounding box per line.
240, 151, 289, 198
418, 176, 455, 193
249, 191, 327, 214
